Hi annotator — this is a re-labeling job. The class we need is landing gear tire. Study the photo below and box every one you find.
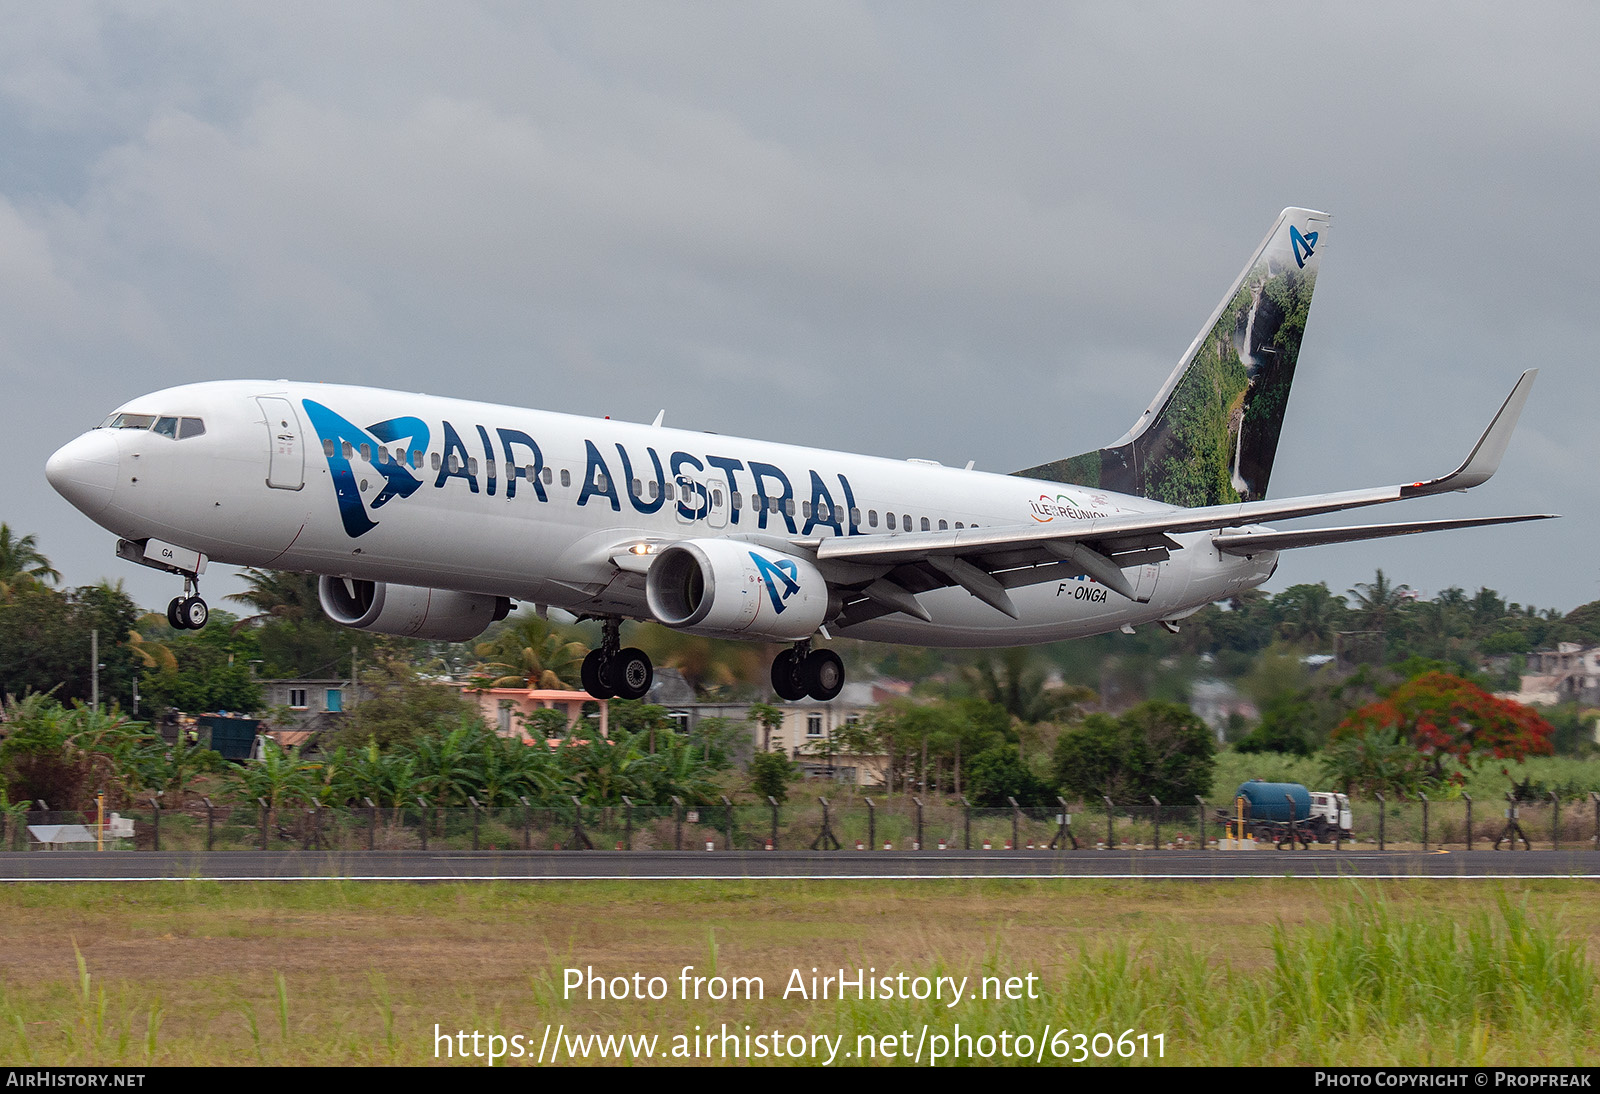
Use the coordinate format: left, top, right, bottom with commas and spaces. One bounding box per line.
613, 648, 653, 701
180, 596, 209, 630
771, 649, 807, 701
803, 649, 845, 701
581, 649, 612, 699
167, 598, 185, 630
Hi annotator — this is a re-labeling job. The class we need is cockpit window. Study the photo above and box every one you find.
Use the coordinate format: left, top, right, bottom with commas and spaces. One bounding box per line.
179, 417, 206, 439
110, 413, 156, 430
152, 416, 179, 438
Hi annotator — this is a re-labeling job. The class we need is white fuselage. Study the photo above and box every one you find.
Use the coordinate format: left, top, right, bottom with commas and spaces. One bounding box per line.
46, 380, 1277, 646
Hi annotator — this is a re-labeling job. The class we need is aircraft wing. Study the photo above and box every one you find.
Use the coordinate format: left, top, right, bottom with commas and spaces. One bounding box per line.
808, 370, 1544, 624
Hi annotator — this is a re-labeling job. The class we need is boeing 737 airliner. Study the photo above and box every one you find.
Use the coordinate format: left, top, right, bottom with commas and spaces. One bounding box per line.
45, 209, 1552, 703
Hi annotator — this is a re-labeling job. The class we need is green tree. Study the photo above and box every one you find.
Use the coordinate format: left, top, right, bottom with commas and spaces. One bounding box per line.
748, 750, 798, 803
340, 658, 486, 748
964, 744, 1052, 806
1052, 700, 1215, 805
470, 614, 587, 689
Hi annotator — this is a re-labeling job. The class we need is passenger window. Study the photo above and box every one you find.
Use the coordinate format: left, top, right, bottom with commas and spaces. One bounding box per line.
179, 417, 206, 439
731, 491, 741, 510
869, 510, 878, 528
323, 439, 336, 457
360, 443, 371, 462
468, 458, 479, 476
649, 481, 661, 500
784, 498, 795, 517
903, 514, 911, 531
955, 521, 964, 529
712, 489, 723, 506
412, 450, 423, 469
632, 478, 642, 497
921, 517, 930, 531
449, 454, 461, 473
560, 469, 571, 487
665, 483, 675, 502
524, 464, 536, 482
850, 507, 861, 526
887, 512, 896, 530
938, 519, 948, 531
431, 452, 441, 471
802, 501, 812, 519
543, 467, 554, 485
344, 442, 355, 460
152, 416, 178, 438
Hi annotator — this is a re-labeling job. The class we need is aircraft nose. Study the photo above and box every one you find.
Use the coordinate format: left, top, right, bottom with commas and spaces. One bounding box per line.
46, 430, 119, 517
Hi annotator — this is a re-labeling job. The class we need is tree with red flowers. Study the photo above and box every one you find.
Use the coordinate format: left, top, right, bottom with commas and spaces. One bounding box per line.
1327, 672, 1553, 794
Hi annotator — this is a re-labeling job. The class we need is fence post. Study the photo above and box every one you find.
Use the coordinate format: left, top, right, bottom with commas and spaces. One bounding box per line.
571, 795, 592, 850
1419, 791, 1429, 852
913, 796, 924, 851
1375, 792, 1385, 850
768, 796, 779, 850
203, 797, 214, 852
864, 797, 876, 849
672, 796, 684, 851
1195, 796, 1206, 850
1053, 796, 1078, 850
1151, 796, 1161, 849
1007, 796, 1021, 851
365, 797, 376, 851
259, 797, 269, 851
416, 797, 429, 852
1593, 792, 1599, 848
1551, 791, 1560, 851
150, 795, 161, 852
811, 796, 840, 850
1463, 792, 1472, 850
1104, 796, 1114, 849
960, 796, 971, 850
622, 796, 633, 851
721, 795, 734, 851
468, 796, 481, 851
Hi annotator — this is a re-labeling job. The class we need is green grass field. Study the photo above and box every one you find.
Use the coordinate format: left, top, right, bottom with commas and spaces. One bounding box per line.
0, 879, 1596, 1066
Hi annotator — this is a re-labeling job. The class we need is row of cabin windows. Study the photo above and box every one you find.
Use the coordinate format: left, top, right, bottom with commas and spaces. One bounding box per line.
104, 413, 206, 439
314, 440, 978, 531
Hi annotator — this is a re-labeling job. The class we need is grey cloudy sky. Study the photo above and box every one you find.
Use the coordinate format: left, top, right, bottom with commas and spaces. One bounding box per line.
4, 3, 1596, 616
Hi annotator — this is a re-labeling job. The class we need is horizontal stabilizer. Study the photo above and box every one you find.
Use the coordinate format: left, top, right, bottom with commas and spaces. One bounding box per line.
1212, 514, 1557, 556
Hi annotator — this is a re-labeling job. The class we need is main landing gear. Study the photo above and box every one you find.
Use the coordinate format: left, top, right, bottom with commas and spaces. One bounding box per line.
580, 617, 654, 701
165, 576, 209, 631
771, 640, 845, 702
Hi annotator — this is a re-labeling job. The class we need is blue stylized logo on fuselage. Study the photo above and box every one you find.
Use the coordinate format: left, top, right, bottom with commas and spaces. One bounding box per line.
303, 399, 430, 538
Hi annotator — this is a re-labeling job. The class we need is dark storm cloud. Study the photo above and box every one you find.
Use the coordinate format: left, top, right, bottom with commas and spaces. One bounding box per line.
4, 3, 1596, 611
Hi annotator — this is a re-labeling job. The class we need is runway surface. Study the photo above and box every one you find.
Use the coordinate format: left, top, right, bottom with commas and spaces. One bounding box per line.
2, 848, 1598, 881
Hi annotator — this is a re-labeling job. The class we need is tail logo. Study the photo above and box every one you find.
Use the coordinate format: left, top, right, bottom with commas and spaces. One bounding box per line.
749, 551, 802, 614
1290, 225, 1318, 269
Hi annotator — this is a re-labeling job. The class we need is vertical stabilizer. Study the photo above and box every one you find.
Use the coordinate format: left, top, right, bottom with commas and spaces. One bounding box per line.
1016, 207, 1329, 505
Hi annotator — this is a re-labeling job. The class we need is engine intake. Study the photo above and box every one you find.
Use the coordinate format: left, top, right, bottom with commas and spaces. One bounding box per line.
645, 539, 830, 640
318, 577, 510, 642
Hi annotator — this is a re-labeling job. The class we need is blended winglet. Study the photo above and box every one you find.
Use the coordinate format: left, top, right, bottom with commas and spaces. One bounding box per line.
1401, 369, 1537, 497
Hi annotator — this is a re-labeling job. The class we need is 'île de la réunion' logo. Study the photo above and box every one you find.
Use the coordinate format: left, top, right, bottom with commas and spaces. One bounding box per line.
1030, 493, 1110, 524
749, 551, 802, 614
302, 399, 431, 538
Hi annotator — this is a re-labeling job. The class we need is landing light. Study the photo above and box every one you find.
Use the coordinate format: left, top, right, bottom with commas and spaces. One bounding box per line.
629, 543, 653, 555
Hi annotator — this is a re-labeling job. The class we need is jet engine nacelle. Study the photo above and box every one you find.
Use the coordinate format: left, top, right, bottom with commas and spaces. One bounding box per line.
318, 577, 510, 642
645, 539, 830, 640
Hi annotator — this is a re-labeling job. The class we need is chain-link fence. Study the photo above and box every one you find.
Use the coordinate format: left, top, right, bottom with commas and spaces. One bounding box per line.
5, 793, 1597, 851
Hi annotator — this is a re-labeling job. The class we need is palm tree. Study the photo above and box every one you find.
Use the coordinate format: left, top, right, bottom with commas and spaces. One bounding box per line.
224, 568, 321, 627
1273, 582, 1345, 648
1347, 569, 1411, 638
471, 615, 588, 689
0, 524, 61, 595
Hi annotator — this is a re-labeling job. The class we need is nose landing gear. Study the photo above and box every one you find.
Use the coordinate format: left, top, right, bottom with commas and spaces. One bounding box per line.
771, 640, 845, 702
580, 617, 654, 701
165, 577, 209, 630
